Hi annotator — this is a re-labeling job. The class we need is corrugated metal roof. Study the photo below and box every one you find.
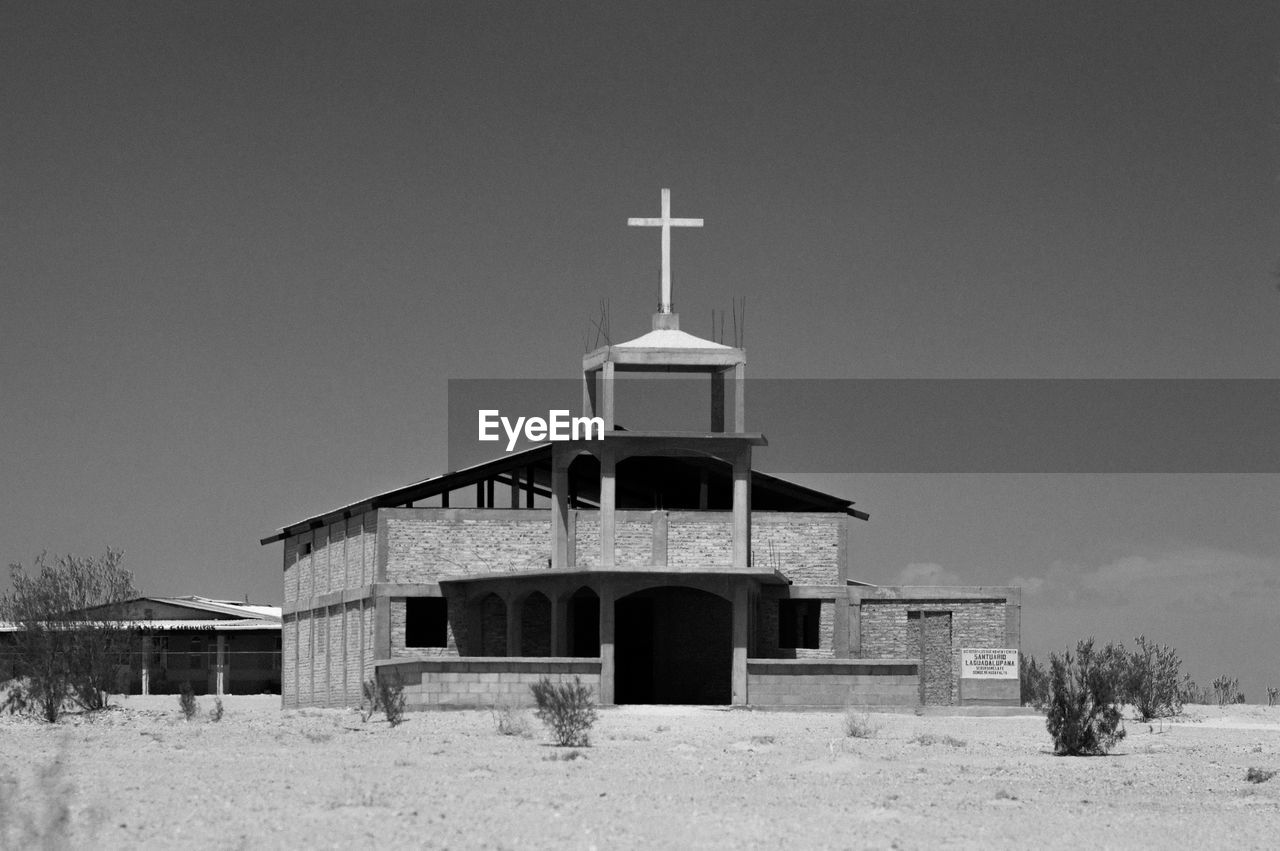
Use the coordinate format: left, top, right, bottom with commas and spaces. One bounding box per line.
0, 619, 279, 633
144, 596, 281, 621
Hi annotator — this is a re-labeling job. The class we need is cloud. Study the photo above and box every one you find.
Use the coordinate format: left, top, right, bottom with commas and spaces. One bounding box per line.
896, 562, 964, 585
1013, 546, 1280, 702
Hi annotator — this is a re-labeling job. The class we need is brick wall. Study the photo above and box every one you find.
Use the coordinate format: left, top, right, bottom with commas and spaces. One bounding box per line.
860, 598, 1009, 705
285, 512, 377, 610
383, 509, 549, 581
747, 660, 919, 708
667, 514, 733, 568
754, 598, 836, 659
282, 614, 297, 708
344, 601, 363, 705
752, 514, 843, 585
377, 658, 601, 710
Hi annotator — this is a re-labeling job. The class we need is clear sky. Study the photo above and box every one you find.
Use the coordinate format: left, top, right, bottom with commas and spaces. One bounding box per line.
3, 3, 1277, 696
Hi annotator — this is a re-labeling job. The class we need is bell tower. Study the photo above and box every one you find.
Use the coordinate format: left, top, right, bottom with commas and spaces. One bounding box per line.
549, 189, 762, 572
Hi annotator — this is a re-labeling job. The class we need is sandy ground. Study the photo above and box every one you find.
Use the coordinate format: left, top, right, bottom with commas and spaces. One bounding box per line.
2, 696, 1278, 849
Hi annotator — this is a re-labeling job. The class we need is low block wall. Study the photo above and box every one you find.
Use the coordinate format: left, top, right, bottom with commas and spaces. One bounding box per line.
374, 657, 601, 709
747, 658, 920, 708
958, 677, 1020, 706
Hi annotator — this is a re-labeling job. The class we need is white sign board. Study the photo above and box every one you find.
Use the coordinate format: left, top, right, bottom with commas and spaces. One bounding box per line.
961, 648, 1019, 679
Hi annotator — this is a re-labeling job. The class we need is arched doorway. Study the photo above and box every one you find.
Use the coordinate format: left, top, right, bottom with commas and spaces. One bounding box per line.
566, 587, 599, 657
615, 586, 731, 705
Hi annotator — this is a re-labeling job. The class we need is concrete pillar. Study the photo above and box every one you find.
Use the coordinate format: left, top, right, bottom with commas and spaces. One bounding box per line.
731, 448, 751, 569
601, 362, 615, 431
600, 444, 617, 568
216, 634, 227, 697
651, 510, 668, 567
598, 585, 616, 705
550, 594, 565, 656
733, 362, 745, 433
373, 596, 391, 660
834, 597, 850, 658
711, 369, 725, 432
551, 451, 571, 569
583, 369, 597, 418
732, 584, 749, 706
506, 595, 523, 657
140, 656, 150, 696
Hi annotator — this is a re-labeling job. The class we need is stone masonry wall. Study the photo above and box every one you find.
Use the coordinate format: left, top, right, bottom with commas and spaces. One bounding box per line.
384, 509, 549, 581
860, 599, 1008, 705
287, 513, 378, 607
751, 514, 843, 585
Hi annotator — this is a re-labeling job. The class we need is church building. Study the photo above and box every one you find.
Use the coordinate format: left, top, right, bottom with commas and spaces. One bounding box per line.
261, 190, 1020, 710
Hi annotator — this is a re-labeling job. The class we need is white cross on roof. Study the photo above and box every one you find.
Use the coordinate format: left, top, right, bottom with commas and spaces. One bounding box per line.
628, 188, 703, 314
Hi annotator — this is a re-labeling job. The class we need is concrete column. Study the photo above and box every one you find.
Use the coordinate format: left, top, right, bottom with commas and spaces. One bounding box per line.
583, 369, 597, 418
216, 634, 227, 697
550, 594, 565, 656
731, 584, 749, 706
601, 362, 615, 431
651, 510, 668, 567
710, 369, 725, 432
733, 362, 745, 433
600, 444, 617, 569
834, 596, 850, 658
140, 655, 150, 696
551, 451, 571, 569
598, 585, 616, 705
506, 595, 523, 657
731, 448, 751, 569
373, 596, 391, 660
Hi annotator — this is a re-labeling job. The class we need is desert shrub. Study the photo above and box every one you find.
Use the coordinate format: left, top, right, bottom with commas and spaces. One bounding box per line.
1020, 654, 1050, 709
492, 703, 531, 737
1045, 639, 1126, 756
0, 550, 137, 722
1178, 674, 1212, 705
843, 708, 876, 738
359, 672, 406, 726
530, 676, 597, 747
1212, 675, 1240, 707
910, 733, 966, 747
209, 697, 224, 723
178, 682, 199, 720
1246, 767, 1276, 784
1125, 636, 1183, 721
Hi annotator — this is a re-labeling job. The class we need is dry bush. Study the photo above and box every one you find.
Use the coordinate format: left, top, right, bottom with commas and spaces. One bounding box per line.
208, 697, 224, 723
492, 703, 532, 737
178, 681, 199, 721
1125, 635, 1183, 721
530, 676, 597, 747
1212, 675, 1240, 707
1245, 767, 1276, 784
0, 550, 137, 722
911, 733, 967, 747
1046, 639, 1126, 756
360, 673, 406, 727
843, 708, 876, 738
1020, 654, 1050, 709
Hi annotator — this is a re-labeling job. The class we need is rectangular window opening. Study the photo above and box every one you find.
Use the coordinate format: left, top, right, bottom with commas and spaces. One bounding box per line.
406, 597, 449, 648
778, 600, 821, 649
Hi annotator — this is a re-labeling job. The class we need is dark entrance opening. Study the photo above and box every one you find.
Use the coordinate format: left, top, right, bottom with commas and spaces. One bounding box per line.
615, 587, 731, 705
567, 587, 600, 657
